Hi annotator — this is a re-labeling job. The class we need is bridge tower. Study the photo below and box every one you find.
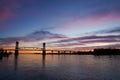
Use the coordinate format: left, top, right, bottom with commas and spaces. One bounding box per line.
42, 43, 46, 55
15, 41, 19, 56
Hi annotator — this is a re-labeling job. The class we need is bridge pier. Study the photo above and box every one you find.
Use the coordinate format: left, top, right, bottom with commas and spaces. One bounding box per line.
42, 43, 46, 55
51, 50, 53, 54
58, 51, 60, 54
15, 41, 19, 56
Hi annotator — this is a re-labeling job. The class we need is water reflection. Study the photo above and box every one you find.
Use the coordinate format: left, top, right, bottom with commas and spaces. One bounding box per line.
1, 54, 120, 80
42, 55, 46, 68
0, 55, 2, 61
94, 55, 120, 60
0, 54, 9, 61
14, 55, 18, 71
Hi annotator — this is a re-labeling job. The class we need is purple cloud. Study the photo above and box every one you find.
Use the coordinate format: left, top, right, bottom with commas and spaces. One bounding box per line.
105, 27, 120, 33
51, 35, 120, 43
0, 30, 68, 45
26, 30, 68, 41
56, 38, 119, 47
91, 27, 120, 34
48, 26, 120, 49
49, 34, 120, 50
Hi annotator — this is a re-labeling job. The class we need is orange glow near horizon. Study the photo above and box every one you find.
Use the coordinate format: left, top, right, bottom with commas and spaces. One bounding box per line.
2, 46, 93, 53
3, 46, 120, 54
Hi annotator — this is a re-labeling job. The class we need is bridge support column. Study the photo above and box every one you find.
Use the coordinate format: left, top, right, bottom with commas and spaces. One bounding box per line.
15, 41, 19, 56
58, 51, 60, 54
42, 43, 46, 55
51, 50, 53, 54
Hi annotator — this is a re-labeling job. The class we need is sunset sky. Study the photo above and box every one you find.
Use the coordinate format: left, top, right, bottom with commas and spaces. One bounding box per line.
0, 0, 120, 50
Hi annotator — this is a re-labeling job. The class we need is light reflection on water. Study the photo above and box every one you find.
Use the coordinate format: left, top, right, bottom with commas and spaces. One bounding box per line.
0, 54, 120, 80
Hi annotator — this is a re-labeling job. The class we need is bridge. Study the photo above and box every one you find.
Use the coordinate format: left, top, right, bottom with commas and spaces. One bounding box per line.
3, 41, 75, 54
4, 48, 74, 53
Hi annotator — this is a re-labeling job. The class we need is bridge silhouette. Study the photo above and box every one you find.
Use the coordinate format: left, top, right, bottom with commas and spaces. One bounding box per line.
4, 41, 74, 54
1, 41, 120, 56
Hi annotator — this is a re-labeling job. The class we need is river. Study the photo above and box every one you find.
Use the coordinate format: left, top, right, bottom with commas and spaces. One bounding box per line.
0, 54, 120, 80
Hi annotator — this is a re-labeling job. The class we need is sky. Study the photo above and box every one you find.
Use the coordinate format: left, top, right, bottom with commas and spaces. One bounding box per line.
0, 0, 120, 50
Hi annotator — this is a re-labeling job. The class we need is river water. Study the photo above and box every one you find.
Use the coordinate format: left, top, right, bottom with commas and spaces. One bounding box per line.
0, 54, 120, 80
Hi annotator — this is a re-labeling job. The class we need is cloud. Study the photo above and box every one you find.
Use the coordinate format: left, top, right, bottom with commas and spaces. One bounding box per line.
0, 0, 34, 21
51, 35, 120, 43
0, 37, 25, 45
49, 34, 120, 50
0, 30, 68, 45
0, 7, 14, 21
85, 26, 120, 35
26, 30, 68, 41
49, 26, 120, 49
104, 27, 120, 33
55, 43, 84, 47
57, 8, 120, 30
57, 38, 119, 47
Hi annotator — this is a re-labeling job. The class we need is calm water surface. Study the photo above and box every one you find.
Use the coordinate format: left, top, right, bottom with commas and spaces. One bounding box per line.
0, 54, 120, 80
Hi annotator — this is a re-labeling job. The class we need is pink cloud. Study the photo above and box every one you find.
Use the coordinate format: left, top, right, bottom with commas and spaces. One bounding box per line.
57, 10, 120, 30
56, 38, 119, 48
50, 34, 120, 50
0, 7, 14, 21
